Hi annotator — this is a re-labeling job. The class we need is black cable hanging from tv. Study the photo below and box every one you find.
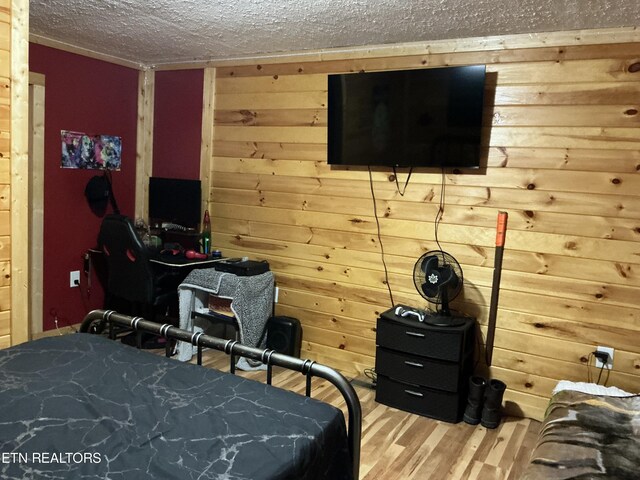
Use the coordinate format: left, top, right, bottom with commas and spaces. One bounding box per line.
434, 167, 446, 252
368, 166, 395, 307
392, 166, 413, 196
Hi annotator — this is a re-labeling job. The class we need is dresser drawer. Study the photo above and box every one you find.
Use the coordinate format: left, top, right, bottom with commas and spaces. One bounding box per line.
375, 347, 465, 392
376, 314, 473, 362
375, 375, 465, 423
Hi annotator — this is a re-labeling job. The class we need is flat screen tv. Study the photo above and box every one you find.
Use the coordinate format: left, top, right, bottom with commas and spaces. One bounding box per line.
327, 65, 486, 168
148, 177, 201, 229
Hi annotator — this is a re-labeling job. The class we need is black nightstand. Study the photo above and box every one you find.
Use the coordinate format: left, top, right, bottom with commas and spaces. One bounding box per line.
374, 307, 475, 423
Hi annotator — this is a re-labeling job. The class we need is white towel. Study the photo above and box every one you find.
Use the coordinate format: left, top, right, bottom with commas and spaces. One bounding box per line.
552, 380, 633, 397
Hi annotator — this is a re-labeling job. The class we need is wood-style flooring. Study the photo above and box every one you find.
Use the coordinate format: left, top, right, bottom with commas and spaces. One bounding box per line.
197, 348, 541, 480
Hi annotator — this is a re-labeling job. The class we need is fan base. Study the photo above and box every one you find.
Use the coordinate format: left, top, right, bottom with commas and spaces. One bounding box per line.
423, 313, 466, 327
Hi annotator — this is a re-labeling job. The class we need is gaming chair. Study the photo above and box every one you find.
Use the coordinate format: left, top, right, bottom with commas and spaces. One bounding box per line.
98, 214, 178, 323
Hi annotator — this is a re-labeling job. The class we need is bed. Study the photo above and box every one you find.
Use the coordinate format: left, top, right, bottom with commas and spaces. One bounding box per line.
0, 310, 361, 480
522, 381, 639, 480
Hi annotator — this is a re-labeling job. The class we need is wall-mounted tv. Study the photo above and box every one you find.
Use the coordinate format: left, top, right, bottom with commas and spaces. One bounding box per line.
327, 65, 486, 168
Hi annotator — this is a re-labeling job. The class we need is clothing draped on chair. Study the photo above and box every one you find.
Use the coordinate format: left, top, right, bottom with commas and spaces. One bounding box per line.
176, 268, 274, 369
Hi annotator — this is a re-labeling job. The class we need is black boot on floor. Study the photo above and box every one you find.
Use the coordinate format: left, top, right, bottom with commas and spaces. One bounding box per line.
480, 379, 507, 429
463, 376, 487, 425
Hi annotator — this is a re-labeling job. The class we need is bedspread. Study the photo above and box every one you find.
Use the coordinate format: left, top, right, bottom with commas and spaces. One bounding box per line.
522, 389, 640, 480
0, 334, 352, 480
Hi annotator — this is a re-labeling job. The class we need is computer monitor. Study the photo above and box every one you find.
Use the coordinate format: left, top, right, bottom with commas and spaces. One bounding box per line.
148, 177, 202, 229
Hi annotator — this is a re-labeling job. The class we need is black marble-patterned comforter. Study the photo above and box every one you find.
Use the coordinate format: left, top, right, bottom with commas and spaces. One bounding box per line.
0, 334, 352, 480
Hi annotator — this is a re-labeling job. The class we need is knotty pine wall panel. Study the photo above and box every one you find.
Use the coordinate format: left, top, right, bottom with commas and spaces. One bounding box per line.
0, 0, 10, 347
208, 39, 640, 420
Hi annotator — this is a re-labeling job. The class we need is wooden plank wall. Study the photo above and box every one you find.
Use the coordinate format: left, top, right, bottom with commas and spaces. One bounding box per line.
0, 0, 11, 349
208, 38, 640, 420
10, 0, 29, 346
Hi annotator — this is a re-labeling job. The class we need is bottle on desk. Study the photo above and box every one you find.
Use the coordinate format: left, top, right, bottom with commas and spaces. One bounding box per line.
201, 209, 211, 254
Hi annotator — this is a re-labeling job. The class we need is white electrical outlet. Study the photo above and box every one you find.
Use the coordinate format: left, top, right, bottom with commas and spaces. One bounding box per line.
595, 346, 614, 369
70, 270, 80, 288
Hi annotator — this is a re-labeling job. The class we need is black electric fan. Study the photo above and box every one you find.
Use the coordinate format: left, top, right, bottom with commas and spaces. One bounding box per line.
413, 250, 465, 326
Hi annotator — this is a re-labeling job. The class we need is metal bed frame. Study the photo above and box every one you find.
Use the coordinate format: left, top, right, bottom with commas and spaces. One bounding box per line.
81, 309, 362, 480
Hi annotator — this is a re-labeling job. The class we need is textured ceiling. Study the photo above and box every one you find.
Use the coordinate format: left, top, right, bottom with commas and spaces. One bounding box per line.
30, 0, 640, 66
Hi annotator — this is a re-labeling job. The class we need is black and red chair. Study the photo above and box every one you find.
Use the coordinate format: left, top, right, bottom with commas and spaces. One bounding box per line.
94, 214, 179, 344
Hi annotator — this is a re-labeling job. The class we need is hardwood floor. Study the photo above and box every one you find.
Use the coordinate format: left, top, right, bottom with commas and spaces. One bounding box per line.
197, 348, 540, 480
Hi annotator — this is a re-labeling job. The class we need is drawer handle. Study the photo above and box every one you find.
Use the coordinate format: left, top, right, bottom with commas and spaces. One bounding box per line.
404, 361, 424, 368
405, 331, 425, 338
404, 389, 424, 398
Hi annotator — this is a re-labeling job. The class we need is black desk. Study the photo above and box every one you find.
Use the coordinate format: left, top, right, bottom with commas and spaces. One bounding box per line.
150, 256, 226, 302
88, 248, 225, 312
150, 256, 224, 269
89, 248, 224, 270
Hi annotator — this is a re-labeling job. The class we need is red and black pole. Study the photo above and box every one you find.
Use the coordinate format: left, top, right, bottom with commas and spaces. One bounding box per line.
485, 211, 508, 367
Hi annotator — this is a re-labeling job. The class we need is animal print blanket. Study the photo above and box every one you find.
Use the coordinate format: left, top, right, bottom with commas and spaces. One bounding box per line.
522, 390, 640, 479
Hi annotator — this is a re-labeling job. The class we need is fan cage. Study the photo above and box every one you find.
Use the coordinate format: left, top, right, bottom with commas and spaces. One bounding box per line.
413, 250, 463, 308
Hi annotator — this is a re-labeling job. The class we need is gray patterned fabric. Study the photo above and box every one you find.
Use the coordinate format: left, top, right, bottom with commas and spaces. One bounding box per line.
176, 268, 274, 368
0, 334, 352, 480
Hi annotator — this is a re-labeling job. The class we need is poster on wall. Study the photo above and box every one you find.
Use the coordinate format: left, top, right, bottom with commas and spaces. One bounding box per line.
61, 130, 122, 170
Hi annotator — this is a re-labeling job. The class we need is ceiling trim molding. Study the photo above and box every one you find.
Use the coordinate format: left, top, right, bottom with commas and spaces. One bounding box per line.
29, 33, 146, 70
150, 26, 640, 70
29, 26, 640, 71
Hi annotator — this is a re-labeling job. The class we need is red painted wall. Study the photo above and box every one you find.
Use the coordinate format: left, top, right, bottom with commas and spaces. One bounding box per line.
152, 69, 204, 179
30, 44, 139, 331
